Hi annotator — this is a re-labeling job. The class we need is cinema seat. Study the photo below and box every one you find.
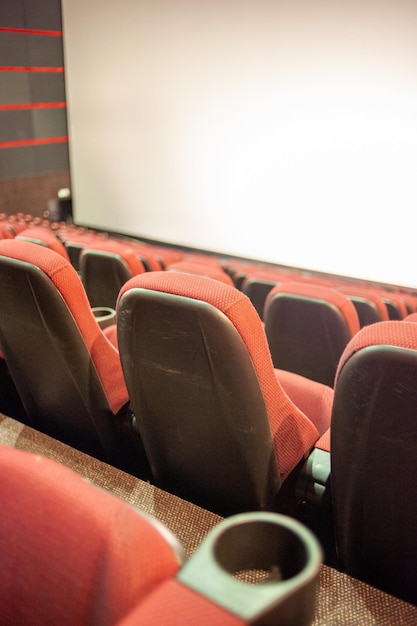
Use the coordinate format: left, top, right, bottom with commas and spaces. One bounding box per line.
0, 222, 16, 239
16, 225, 70, 260
0, 240, 145, 476
263, 282, 360, 387
241, 272, 280, 320
3, 215, 28, 235
166, 259, 235, 285
372, 288, 408, 320
54, 225, 98, 270
0, 445, 183, 626
330, 320, 417, 604
336, 284, 389, 327
120, 511, 322, 626
402, 293, 417, 314
146, 244, 184, 269
79, 239, 147, 309
1, 445, 321, 626
117, 271, 332, 516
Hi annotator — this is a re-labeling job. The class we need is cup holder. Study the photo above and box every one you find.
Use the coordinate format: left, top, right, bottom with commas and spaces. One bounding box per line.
92, 306, 116, 330
178, 512, 322, 625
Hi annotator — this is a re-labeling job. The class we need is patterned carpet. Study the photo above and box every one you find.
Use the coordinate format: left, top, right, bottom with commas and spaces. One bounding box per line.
1, 413, 416, 625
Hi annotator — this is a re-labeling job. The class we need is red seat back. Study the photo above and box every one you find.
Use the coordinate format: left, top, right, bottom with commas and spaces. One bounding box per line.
264, 282, 360, 386
117, 271, 319, 515
16, 226, 70, 259
166, 259, 235, 285
79, 239, 146, 308
0, 445, 181, 626
0, 240, 138, 471
331, 320, 417, 603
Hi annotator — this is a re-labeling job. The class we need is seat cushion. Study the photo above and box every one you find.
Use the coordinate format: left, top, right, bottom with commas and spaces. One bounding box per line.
275, 368, 333, 437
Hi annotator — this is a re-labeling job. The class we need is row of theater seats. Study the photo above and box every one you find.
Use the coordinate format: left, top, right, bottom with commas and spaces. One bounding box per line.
55, 219, 417, 390
4, 212, 415, 389
0, 214, 416, 605
227, 258, 416, 386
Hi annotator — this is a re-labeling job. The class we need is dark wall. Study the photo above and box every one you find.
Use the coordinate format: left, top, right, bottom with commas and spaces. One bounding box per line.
0, 0, 70, 215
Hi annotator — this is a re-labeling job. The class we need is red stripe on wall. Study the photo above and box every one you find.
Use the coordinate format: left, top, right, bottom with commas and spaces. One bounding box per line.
0, 27, 62, 37
0, 66, 64, 73
0, 136, 68, 149
0, 102, 66, 111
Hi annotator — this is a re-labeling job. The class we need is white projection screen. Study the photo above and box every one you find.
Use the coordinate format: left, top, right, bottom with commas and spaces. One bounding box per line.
61, 0, 417, 287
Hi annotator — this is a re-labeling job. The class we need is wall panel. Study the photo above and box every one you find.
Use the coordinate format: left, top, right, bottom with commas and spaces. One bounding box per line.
0, 0, 69, 214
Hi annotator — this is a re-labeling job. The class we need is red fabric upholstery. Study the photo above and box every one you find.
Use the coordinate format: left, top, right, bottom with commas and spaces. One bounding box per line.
0, 222, 15, 239
103, 323, 119, 348
331, 320, 417, 602
166, 260, 235, 286
0, 445, 180, 626
52, 226, 99, 270
335, 319, 417, 384
0, 239, 128, 414
330, 319, 417, 463
241, 267, 299, 290
182, 253, 224, 266
147, 245, 183, 268
16, 226, 70, 259
275, 369, 333, 437
405, 311, 417, 322
337, 285, 389, 322
371, 288, 408, 320
4, 216, 28, 235
314, 427, 331, 453
263, 281, 360, 387
80, 238, 146, 276
131, 243, 164, 270
55, 224, 97, 245
265, 282, 360, 337
118, 271, 322, 480
120, 579, 243, 626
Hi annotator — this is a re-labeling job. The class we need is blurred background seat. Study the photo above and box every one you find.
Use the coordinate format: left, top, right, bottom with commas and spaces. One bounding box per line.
330, 320, 417, 604
263, 282, 360, 387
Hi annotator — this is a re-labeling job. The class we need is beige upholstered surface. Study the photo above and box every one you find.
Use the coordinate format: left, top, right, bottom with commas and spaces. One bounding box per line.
1, 413, 417, 625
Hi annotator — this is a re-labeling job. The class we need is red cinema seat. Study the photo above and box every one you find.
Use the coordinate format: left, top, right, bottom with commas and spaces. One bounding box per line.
116, 271, 332, 516
16, 225, 70, 259
54, 225, 98, 270
166, 259, 235, 286
0, 222, 16, 239
0, 240, 146, 476
372, 288, 408, 320
264, 282, 360, 387
79, 238, 147, 309
120, 510, 321, 626
4, 215, 28, 235
405, 312, 417, 322
0, 445, 321, 626
330, 320, 417, 604
241, 270, 282, 320
336, 284, 389, 327
146, 244, 183, 269
0, 445, 182, 626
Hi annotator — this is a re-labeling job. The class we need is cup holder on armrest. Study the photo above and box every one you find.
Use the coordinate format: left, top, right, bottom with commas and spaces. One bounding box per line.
92, 306, 116, 330
178, 512, 322, 625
